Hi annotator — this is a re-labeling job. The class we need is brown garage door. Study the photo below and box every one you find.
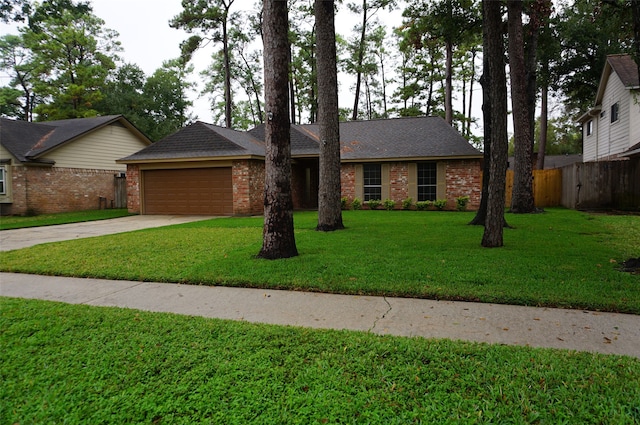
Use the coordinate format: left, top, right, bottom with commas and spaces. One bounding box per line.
143, 168, 233, 215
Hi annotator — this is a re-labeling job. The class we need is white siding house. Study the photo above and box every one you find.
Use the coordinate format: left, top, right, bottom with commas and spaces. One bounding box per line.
578, 54, 640, 162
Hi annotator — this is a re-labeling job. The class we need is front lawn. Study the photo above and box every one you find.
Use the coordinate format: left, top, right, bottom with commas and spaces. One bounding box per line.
1, 209, 638, 313
1, 298, 638, 424
0, 209, 132, 230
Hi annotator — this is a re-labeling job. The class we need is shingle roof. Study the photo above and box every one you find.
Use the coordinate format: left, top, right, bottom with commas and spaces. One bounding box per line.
1, 115, 149, 163
306, 116, 482, 160
120, 116, 482, 163
249, 124, 320, 157
120, 121, 265, 161
608, 54, 640, 88
0, 118, 55, 163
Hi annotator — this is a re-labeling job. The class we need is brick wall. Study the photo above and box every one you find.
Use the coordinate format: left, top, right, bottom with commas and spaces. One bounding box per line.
389, 162, 409, 201
7, 166, 119, 215
340, 164, 356, 201
340, 160, 482, 210
445, 159, 482, 210
233, 160, 265, 216
126, 164, 140, 213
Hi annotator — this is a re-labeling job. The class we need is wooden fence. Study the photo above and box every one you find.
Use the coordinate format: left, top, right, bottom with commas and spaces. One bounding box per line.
505, 169, 562, 208
114, 174, 127, 209
561, 160, 640, 210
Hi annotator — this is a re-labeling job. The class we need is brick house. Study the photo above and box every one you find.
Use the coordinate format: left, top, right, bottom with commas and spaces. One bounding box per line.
119, 116, 483, 215
0, 115, 151, 215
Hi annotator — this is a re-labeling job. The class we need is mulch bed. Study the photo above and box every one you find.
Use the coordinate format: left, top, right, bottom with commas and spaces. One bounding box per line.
620, 258, 640, 274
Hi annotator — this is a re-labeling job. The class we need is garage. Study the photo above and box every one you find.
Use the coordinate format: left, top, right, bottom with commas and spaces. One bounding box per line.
143, 168, 233, 215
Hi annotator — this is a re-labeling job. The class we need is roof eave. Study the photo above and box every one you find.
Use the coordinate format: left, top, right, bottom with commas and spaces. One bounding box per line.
340, 154, 483, 163
577, 107, 602, 124
117, 154, 265, 165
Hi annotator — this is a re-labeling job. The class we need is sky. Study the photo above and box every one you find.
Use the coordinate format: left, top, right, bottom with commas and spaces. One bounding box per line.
0, 0, 484, 134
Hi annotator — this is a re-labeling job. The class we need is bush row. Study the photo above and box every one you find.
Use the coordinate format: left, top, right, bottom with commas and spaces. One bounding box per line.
340, 196, 470, 211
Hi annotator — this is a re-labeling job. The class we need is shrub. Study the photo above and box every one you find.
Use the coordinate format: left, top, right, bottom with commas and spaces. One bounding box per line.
402, 197, 413, 210
367, 199, 381, 210
341, 197, 349, 210
383, 199, 396, 210
456, 195, 470, 211
434, 199, 447, 210
351, 198, 362, 210
415, 201, 431, 211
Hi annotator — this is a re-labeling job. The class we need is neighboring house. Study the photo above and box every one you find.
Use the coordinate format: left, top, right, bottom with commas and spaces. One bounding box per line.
578, 54, 640, 161
119, 116, 483, 216
0, 115, 152, 215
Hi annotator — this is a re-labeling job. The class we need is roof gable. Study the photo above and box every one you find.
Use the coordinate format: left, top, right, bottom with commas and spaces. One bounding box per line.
595, 54, 640, 105
120, 121, 265, 161
1, 115, 151, 163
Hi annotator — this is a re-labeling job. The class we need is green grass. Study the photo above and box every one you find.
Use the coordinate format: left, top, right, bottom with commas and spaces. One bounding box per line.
1, 209, 638, 313
1, 297, 638, 424
0, 209, 132, 230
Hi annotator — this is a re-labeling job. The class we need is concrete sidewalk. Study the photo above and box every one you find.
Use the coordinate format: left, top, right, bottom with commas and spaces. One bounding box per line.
2, 272, 639, 358
0, 215, 213, 251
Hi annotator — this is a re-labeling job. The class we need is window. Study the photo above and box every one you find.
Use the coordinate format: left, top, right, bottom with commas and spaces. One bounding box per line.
611, 102, 619, 123
586, 120, 593, 136
417, 162, 437, 202
363, 164, 381, 201
0, 166, 6, 195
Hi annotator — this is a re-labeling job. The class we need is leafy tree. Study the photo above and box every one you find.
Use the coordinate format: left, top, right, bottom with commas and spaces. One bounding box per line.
143, 59, 196, 141
533, 115, 582, 156
289, 0, 317, 124
394, 26, 444, 117
0, 0, 30, 23
21, 0, 120, 120
0, 87, 23, 118
258, 0, 298, 260
401, 0, 481, 125
346, 0, 397, 121
97, 63, 152, 132
0, 34, 37, 120
316, 0, 344, 232
554, 0, 635, 115
171, 0, 236, 128
200, 9, 264, 129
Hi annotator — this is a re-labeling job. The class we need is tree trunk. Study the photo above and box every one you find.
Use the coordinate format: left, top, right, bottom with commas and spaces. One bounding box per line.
258, 0, 298, 260
445, 39, 453, 125
467, 47, 477, 138
315, 0, 344, 232
537, 83, 548, 170
507, 0, 535, 213
469, 56, 490, 226
223, 17, 232, 128
481, 0, 508, 248
351, 0, 367, 121
289, 46, 296, 125
632, 0, 640, 82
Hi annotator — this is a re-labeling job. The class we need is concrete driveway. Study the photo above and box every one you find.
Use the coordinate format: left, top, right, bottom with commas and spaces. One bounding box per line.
0, 215, 215, 251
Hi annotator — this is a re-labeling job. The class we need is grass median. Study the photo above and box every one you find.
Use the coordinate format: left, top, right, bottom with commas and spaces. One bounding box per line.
1, 208, 638, 313
0, 209, 132, 230
1, 297, 638, 424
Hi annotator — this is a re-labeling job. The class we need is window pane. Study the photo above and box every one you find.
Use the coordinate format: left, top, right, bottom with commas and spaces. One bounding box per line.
0, 167, 5, 195
417, 162, 437, 201
364, 187, 381, 201
363, 164, 382, 201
